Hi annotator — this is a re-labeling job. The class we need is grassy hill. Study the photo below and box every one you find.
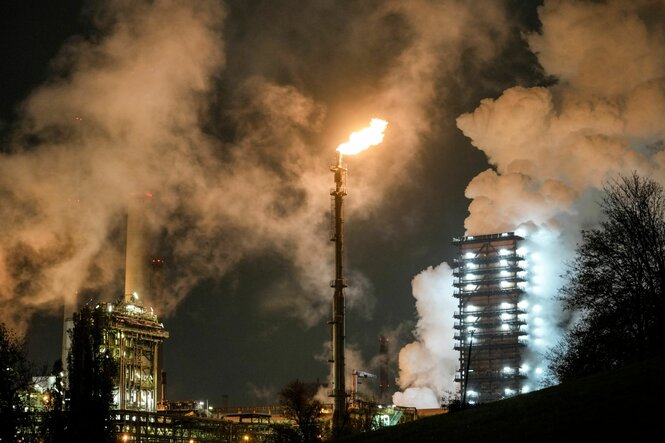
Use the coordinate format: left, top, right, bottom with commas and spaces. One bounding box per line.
340, 357, 665, 442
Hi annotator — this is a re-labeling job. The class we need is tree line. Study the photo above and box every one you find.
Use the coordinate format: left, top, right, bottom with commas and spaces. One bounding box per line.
0, 306, 115, 443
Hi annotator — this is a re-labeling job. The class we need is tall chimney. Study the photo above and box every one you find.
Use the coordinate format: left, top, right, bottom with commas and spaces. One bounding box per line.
124, 193, 152, 303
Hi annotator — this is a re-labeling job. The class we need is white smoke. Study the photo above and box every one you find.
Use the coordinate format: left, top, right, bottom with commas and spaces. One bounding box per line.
394, 0, 665, 405
393, 263, 457, 408
456, 0, 665, 387
0, 0, 512, 338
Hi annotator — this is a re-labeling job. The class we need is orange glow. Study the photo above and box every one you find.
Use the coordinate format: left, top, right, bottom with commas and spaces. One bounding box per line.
336, 118, 388, 155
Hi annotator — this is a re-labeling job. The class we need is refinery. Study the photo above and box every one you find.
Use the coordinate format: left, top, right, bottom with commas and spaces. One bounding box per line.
16, 120, 555, 441
3, 0, 665, 441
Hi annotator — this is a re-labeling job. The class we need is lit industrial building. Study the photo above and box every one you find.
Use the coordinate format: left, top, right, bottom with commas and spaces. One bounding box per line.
96, 297, 169, 411
453, 232, 528, 403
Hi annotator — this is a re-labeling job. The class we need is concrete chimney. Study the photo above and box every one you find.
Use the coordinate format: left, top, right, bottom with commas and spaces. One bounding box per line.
124, 193, 152, 303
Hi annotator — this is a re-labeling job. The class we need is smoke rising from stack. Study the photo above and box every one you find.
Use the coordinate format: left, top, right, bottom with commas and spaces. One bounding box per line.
0, 0, 511, 341
393, 0, 665, 407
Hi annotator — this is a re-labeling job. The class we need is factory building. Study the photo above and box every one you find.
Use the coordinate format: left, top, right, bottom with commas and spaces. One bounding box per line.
64, 193, 169, 412
453, 232, 528, 403
96, 297, 169, 411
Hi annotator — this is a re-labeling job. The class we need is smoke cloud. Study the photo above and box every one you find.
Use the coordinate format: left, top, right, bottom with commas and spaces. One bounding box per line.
456, 0, 665, 386
0, 0, 509, 345
393, 263, 456, 408
393, 0, 665, 406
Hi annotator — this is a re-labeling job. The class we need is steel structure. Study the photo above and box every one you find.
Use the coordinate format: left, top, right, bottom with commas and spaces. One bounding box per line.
99, 193, 168, 412
453, 232, 528, 403
329, 151, 348, 436
97, 299, 169, 411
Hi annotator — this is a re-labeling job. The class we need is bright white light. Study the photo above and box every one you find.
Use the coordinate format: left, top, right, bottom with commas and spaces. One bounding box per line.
516, 247, 527, 255
132, 292, 139, 300
465, 315, 478, 322
499, 249, 510, 256
465, 252, 475, 259
464, 284, 476, 291
535, 367, 543, 375
108, 304, 113, 313
466, 262, 477, 269
520, 364, 530, 372
500, 313, 512, 320
517, 300, 528, 309
500, 302, 512, 309
500, 280, 512, 288
504, 388, 515, 395
499, 259, 508, 266
500, 270, 510, 277
515, 227, 526, 237
503, 366, 512, 373
468, 236, 474, 240
533, 304, 542, 313
534, 317, 544, 326
467, 390, 478, 397
501, 232, 509, 237
501, 324, 509, 331
522, 386, 531, 393
464, 273, 477, 280
466, 304, 479, 312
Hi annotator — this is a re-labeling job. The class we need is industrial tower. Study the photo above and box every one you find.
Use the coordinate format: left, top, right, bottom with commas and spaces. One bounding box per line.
329, 152, 348, 435
453, 232, 528, 403
65, 194, 169, 412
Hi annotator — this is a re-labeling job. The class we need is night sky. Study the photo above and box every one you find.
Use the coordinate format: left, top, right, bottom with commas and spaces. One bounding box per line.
2, 0, 663, 408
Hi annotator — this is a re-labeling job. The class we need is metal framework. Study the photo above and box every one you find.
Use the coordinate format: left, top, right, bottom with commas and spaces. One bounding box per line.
453, 232, 528, 403
111, 410, 271, 443
98, 299, 169, 412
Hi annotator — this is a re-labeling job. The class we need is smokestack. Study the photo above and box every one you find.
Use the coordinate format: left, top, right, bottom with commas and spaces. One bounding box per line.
378, 336, 390, 404
124, 193, 152, 303
330, 151, 348, 437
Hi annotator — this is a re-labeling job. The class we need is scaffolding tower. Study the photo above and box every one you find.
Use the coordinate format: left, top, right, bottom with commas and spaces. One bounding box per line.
453, 232, 528, 403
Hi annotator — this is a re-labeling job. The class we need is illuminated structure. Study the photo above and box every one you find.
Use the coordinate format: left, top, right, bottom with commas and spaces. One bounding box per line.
453, 232, 528, 403
97, 297, 169, 411
65, 194, 169, 412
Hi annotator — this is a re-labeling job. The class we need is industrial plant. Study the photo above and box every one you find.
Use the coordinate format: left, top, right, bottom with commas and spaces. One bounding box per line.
22, 121, 545, 442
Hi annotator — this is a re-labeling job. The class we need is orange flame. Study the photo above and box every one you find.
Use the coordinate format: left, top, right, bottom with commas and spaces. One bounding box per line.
336, 118, 388, 155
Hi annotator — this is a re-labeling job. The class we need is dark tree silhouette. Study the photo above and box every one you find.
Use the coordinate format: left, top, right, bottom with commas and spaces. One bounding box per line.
551, 173, 665, 381
278, 380, 323, 443
0, 322, 31, 442
67, 306, 116, 443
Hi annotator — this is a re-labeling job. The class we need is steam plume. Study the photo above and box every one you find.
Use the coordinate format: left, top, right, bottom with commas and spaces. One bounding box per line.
394, 0, 665, 406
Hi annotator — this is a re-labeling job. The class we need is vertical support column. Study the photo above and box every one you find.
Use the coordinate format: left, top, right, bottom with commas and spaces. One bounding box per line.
330, 152, 347, 437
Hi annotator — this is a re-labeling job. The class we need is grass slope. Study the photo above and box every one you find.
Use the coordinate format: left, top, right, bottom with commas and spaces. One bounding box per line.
340, 357, 665, 442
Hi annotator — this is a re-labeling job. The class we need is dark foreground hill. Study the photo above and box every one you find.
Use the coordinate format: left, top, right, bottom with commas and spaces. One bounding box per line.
340, 356, 665, 442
